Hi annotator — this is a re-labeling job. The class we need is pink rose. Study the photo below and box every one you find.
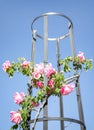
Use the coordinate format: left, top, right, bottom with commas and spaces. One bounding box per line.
45, 63, 56, 78
32, 71, 41, 79
46, 79, 54, 95
2, 60, 11, 72
21, 60, 30, 68
32, 102, 39, 107
36, 81, 43, 89
48, 79, 54, 88
10, 111, 22, 124
14, 92, 25, 104
60, 84, 74, 95
77, 51, 85, 62
35, 63, 44, 75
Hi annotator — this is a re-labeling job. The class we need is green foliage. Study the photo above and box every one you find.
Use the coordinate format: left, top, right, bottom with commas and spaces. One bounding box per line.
37, 90, 45, 101
59, 57, 72, 72
6, 66, 16, 77
84, 59, 93, 71
10, 124, 18, 130
3, 55, 93, 130
60, 56, 93, 72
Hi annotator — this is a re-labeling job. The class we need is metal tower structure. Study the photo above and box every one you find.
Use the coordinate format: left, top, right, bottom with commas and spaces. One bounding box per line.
29, 12, 86, 130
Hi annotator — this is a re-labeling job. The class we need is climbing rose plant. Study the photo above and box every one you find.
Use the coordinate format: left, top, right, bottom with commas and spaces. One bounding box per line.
2, 51, 93, 130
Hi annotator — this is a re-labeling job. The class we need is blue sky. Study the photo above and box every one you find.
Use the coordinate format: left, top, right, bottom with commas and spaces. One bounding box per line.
0, 0, 94, 130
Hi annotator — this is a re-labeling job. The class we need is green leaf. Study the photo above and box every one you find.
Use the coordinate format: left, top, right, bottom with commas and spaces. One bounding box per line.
37, 91, 44, 101
10, 124, 18, 130
83, 59, 93, 71
54, 88, 60, 95
63, 63, 71, 72
59, 60, 63, 65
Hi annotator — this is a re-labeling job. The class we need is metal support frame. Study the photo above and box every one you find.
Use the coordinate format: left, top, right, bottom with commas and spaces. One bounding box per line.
30, 12, 86, 130
31, 30, 37, 62
69, 22, 85, 130
56, 38, 64, 130
76, 78, 85, 130
43, 15, 48, 130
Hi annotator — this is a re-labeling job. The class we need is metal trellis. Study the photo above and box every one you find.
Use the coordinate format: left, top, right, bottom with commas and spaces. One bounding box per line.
29, 12, 86, 130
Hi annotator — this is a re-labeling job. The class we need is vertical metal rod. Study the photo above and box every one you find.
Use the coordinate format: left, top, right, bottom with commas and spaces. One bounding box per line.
56, 38, 60, 72
68, 23, 76, 57
26, 30, 37, 130
76, 78, 85, 130
43, 15, 48, 130
56, 38, 64, 130
31, 30, 37, 62
69, 23, 85, 130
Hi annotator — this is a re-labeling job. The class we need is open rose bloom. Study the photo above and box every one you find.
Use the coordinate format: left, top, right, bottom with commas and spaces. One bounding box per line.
10, 111, 22, 124
60, 84, 74, 95
2, 60, 11, 72
32, 63, 56, 79
21, 60, 30, 68
32, 63, 56, 89
45, 63, 56, 78
14, 92, 25, 104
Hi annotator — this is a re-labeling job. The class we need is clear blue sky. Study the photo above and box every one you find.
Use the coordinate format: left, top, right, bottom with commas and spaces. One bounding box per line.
0, 0, 94, 130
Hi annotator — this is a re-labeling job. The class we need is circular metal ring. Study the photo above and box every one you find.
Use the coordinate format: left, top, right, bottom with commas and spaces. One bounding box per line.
29, 117, 86, 129
31, 12, 73, 41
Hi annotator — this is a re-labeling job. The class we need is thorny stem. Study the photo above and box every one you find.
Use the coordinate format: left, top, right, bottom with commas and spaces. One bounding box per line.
31, 95, 48, 130
27, 81, 33, 130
